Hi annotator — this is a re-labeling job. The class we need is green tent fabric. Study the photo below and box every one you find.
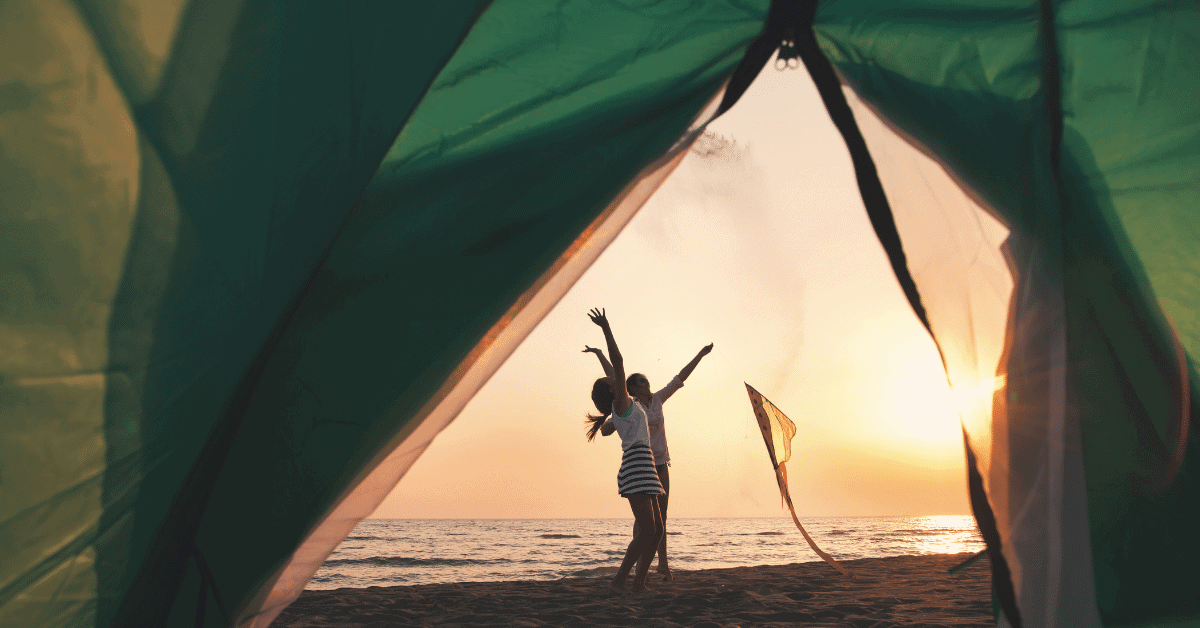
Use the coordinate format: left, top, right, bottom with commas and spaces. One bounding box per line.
810, 0, 1200, 626
1, 2, 491, 626
2, 1, 1198, 628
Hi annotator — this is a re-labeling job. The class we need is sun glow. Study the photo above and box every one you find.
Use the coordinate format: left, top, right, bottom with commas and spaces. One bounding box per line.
951, 375, 1006, 422
865, 341, 963, 450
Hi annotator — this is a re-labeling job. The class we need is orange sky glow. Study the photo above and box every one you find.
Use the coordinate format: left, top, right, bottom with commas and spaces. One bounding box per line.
371, 63, 972, 520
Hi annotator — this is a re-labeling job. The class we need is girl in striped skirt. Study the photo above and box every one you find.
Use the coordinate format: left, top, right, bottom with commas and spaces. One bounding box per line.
583, 308, 664, 594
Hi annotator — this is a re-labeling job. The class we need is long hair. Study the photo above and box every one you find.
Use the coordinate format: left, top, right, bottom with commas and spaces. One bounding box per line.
585, 377, 614, 442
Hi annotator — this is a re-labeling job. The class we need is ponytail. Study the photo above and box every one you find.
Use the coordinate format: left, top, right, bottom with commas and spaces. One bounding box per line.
585, 412, 609, 442
586, 377, 615, 442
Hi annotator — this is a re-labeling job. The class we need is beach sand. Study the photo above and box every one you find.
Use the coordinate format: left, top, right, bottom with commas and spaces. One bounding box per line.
275, 553, 993, 627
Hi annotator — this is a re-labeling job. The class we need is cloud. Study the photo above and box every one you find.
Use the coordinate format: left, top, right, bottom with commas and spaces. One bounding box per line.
625, 133, 807, 394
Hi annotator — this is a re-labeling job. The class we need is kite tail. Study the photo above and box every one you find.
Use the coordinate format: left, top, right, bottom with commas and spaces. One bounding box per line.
776, 464, 853, 578
948, 549, 988, 575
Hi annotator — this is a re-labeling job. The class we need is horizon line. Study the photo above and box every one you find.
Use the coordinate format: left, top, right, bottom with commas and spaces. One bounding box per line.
364, 514, 974, 520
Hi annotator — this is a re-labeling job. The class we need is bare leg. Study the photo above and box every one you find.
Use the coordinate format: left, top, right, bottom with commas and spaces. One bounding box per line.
654, 465, 672, 580
611, 533, 640, 593
631, 518, 648, 581
631, 495, 664, 592
609, 534, 638, 595
612, 495, 659, 592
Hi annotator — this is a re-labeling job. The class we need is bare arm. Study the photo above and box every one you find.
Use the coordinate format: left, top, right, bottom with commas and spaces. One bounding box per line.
582, 345, 613, 378
677, 343, 713, 382
589, 308, 630, 416
583, 346, 619, 433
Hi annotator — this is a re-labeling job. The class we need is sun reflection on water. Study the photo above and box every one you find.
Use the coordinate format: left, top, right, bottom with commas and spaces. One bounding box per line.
903, 515, 982, 555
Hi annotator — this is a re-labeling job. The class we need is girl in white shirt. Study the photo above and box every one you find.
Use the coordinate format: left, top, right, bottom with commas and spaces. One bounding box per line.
583, 308, 664, 594
589, 344, 713, 582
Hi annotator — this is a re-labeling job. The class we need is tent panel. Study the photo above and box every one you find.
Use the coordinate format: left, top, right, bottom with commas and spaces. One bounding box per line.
1055, 4, 1200, 622
0, 0, 140, 625
841, 79, 1103, 628
98, 2, 493, 625
814, 8, 1055, 624
816, 0, 1200, 625
2, 1, 492, 627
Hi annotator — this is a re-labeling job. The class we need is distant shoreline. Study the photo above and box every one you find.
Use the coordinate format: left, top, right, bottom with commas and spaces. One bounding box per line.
278, 553, 993, 627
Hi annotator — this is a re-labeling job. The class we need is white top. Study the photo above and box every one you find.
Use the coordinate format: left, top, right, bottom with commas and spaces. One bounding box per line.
611, 400, 651, 452
605, 375, 683, 464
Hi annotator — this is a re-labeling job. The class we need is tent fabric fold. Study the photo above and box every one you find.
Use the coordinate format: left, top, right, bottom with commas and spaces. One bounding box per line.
243, 90, 731, 628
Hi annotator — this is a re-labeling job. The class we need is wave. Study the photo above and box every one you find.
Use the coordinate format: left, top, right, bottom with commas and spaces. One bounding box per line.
754, 531, 785, 535
323, 556, 509, 567
343, 535, 385, 541
563, 566, 620, 579
539, 534, 581, 539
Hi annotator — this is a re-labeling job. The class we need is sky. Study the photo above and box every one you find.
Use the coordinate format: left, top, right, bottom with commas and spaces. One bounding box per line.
371, 62, 972, 520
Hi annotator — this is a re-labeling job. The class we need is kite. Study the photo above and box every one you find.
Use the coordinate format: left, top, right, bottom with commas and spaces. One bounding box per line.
745, 383, 851, 577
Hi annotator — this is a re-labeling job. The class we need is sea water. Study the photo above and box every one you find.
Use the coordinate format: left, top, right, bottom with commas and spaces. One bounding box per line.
308, 516, 984, 589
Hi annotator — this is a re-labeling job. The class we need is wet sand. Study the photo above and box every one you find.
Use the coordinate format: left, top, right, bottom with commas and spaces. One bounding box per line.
275, 553, 993, 627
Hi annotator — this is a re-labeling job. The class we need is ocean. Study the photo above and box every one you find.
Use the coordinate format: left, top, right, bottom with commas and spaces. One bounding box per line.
307, 516, 984, 590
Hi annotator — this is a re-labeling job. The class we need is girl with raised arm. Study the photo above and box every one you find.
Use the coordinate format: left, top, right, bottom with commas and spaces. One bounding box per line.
582, 308, 664, 593
586, 343, 714, 581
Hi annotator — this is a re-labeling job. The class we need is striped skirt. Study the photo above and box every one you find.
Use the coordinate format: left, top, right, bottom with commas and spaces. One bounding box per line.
617, 443, 664, 497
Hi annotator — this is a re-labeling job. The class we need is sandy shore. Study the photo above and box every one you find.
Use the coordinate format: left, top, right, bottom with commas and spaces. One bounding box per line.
276, 553, 993, 627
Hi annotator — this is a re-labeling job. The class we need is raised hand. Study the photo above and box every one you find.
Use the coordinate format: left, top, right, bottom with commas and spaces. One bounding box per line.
588, 308, 609, 328
584, 344, 613, 377
588, 308, 626, 408
679, 343, 713, 383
